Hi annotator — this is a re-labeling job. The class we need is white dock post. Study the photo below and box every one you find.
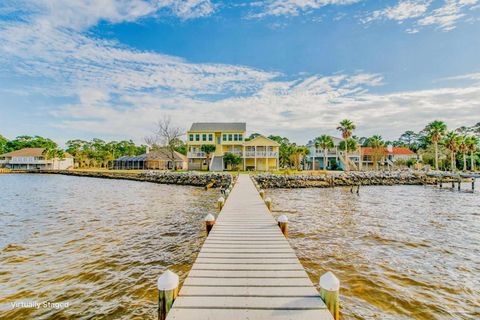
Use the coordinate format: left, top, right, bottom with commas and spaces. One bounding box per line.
157, 270, 179, 320
277, 214, 288, 238
217, 197, 225, 210
265, 197, 272, 211
259, 189, 266, 199
319, 271, 340, 320
204, 213, 215, 235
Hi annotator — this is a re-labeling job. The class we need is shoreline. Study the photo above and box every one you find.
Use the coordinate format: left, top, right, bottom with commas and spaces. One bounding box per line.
2, 169, 476, 189
253, 170, 477, 189
3, 170, 233, 188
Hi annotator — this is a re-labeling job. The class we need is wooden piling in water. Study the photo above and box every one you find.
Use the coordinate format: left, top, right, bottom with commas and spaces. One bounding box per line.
319, 271, 340, 320
259, 189, 266, 199
217, 197, 225, 211
204, 214, 215, 235
277, 214, 288, 238
265, 197, 272, 211
458, 179, 461, 191
472, 178, 475, 191
157, 270, 179, 320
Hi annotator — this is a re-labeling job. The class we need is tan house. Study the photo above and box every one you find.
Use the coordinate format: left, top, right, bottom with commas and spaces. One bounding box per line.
186, 122, 279, 171
0, 148, 74, 170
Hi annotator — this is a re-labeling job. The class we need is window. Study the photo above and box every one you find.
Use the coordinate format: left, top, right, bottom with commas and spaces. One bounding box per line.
202, 133, 207, 141
234, 134, 238, 141
195, 134, 200, 141
208, 134, 213, 141
223, 134, 227, 141
239, 134, 243, 141
228, 134, 233, 141
189, 134, 194, 141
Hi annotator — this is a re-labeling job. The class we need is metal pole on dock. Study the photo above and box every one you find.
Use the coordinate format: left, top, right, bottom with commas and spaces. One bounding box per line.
157, 270, 179, 320
319, 271, 340, 320
277, 214, 288, 238
265, 197, 272, 211
204, 214, 215, 235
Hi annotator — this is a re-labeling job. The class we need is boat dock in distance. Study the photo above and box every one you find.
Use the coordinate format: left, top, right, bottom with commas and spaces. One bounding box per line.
157, 175, 337, 320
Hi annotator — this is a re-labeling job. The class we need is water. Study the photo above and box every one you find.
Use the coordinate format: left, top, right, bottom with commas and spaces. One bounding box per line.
1, 175, 479, 319
0, 174, 219, 319
269, 183, 480, 320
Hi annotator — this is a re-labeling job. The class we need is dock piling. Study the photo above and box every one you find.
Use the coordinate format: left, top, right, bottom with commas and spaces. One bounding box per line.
277, 214, 288, 238
259, 189, 266, 199
157, 270, 179, 320
472, 178, 475, 191
204, 214, 215, 235
319, 271, 340, 320
265, 197, 272, 211
458, 180, 461, 191
217, 197, 225, 210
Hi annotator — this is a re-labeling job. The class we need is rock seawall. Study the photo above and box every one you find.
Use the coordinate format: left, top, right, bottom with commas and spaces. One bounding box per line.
253, 171, 448, 189
31, 170, 233, 188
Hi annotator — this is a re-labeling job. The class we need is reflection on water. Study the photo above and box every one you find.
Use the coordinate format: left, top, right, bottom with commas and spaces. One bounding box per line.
269, 183, 480, 320
0, 174, 219, 319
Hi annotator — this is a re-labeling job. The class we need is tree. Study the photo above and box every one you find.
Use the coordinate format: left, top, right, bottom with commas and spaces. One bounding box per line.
200, 144, 216, 170
289, 146, 309, 170
314, 135, 334, 170
425, 120, 447, 170
6, 135, 57, 151
458, 135, 468, 171
223, 152, 242, 170
0, 135, 8, 154
338, 138, 358, 171
145, 117, 184, 170
466, 136, 479, 171
399, 130, 421, 152
367, 135, 385, 171
267, 135, 293, 168
246, 133, 261, 141
444, 131, 459, 171
336, 119, 356, 171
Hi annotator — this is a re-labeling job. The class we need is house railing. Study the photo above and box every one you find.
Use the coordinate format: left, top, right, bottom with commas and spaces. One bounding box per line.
187, 152, 206, 158
245, 151, 278, 158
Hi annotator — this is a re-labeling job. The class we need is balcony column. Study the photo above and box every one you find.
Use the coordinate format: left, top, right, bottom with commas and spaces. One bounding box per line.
266, 147, 269, 172
254, 146, 257, 171
243, 145, 246, 171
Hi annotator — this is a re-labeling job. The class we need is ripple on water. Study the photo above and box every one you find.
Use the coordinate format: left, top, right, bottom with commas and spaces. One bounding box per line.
0, 174, 219, 319
270, 184, 480, 320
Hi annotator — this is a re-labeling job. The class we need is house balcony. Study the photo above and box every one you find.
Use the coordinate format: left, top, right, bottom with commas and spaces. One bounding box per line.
245, 151, 278, 158
223, 150, 243, 157
187, 152, 206, 158
8, 160, 52, 164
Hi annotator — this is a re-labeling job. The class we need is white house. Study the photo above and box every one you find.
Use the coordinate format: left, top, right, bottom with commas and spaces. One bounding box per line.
0, 148, 74, 170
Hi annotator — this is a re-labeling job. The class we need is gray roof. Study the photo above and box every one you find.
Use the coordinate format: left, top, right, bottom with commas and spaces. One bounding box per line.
189, 122, 246, 132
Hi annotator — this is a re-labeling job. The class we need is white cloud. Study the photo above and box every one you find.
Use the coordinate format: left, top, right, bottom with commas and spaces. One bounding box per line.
363, 0, 479, 32
248, 0, 361, 18
0, 0, 216, 31
363, 1, 431, 24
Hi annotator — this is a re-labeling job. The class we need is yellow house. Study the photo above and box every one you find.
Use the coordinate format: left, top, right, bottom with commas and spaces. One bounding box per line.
186, 122, 279, 171
243, 135, 280, 171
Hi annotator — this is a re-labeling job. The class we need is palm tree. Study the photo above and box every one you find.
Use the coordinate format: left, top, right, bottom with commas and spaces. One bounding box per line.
336, 119, 356, 171
458, 135, 468, 171
444, 131, 459, 171
314, 135, 334, 170
466, 136, 479, 171
367, 135, 385, 171
338, 138, 358, 171
425, 120, 447, 170
200, 144, 216, 170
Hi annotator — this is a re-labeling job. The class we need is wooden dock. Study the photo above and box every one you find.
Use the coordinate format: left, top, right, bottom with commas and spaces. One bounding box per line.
166, 175, 333, 320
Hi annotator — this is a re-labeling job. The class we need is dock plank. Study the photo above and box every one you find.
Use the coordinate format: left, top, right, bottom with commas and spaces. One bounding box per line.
167, 175, 333, 320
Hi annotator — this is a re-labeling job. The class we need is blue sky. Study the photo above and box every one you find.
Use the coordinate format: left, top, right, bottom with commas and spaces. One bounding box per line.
0, 0, 479, 145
